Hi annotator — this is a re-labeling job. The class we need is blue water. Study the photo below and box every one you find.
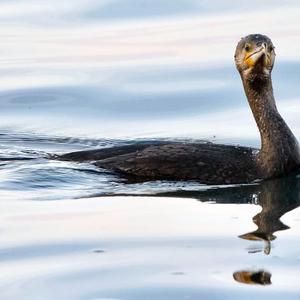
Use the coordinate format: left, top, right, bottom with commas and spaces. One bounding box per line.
0, 0, 300, 299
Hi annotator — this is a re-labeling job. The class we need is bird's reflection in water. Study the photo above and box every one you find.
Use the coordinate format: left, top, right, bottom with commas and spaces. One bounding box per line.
239, 176, 300, 255
155, 173, 300, 286
232, 175, 300, 285
233, 270, 272, 285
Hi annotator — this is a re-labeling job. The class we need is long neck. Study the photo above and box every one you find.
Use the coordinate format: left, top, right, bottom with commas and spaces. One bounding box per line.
242, 74, 300, 178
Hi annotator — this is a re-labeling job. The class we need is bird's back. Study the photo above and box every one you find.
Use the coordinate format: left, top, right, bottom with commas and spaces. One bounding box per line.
88, 142, 259, 184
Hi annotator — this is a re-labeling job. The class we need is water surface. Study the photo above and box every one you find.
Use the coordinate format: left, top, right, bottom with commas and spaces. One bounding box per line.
0, 1, 300, 299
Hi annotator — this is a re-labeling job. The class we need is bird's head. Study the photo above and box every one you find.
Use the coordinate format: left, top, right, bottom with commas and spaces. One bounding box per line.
235, 34, 275, 80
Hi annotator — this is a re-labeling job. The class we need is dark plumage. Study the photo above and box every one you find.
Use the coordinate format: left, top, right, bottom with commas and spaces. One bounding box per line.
61, 142, 257, 184
59, 34, 300, 184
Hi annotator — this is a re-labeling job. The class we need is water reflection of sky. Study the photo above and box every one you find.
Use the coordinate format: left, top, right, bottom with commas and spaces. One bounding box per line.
0, 0, 300, 143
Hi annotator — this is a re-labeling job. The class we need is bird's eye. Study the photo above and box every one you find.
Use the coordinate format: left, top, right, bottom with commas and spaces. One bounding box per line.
269, 45, 274, 52
245, 44, 251, 52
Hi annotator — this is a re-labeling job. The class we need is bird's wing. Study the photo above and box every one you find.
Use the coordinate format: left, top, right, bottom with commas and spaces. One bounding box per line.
94, 143, 258, 184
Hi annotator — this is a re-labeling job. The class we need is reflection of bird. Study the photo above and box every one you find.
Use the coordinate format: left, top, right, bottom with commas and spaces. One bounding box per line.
233, 270, 271, 285
153, 176, 300, 248
60, 34, 300, 184
238, 176, 300, 254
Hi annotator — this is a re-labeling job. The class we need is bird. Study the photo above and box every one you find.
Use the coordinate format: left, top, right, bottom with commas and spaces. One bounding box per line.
59, 34, 300, 185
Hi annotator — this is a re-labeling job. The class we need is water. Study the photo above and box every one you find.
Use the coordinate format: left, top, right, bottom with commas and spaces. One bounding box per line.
0, 0, 300, 299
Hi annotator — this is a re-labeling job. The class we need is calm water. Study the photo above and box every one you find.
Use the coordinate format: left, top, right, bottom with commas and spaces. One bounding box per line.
0, 1, 300, 299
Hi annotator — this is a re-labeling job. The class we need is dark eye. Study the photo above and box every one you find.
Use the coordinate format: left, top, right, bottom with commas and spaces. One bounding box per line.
245, 44, 251, 52
269, 45, 274, 52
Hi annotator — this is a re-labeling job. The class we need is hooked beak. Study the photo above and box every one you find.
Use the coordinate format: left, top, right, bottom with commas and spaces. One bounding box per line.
245, 44, 270, 68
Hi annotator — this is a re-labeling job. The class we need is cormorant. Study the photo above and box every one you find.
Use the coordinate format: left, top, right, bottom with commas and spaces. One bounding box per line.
59, 34, 300, 184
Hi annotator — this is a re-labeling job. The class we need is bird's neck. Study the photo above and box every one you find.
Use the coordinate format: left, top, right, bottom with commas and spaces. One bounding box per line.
242, 74, 300, 177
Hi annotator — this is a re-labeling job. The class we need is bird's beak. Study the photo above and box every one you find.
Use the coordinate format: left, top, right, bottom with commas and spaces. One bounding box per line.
245, 44, 270, 68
